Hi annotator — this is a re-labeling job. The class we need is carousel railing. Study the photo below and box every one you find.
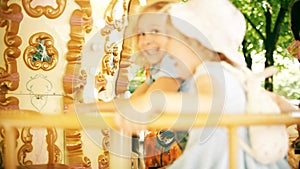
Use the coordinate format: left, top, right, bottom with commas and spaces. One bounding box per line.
0, 109, 300, 169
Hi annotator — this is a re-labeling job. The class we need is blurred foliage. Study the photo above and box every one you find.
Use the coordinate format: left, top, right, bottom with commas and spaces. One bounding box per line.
231, 0, 300, 99
128, 67, 146, 93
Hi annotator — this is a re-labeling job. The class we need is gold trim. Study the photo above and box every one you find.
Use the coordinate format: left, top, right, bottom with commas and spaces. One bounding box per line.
98, 151, 109, 169
0, 1, 22, 109
96, 0, 129, 95
101, 44, 119, 76
98, 129, 109, 169
63, 0, 92, 166
97, 1, 129, 167
115, 0, 137, 95
46, 128, 62, 164
0, 128, 4, 168
18, 128, 33, 166
23, 32, 58, 71
22, 0, 66, 19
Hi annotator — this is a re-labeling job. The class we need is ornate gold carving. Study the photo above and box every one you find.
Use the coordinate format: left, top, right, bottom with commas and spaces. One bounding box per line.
102, 43, 119, 76
96, 0, 130, 167
95, 73, 107, 93
23, 32, 58, 71
102, 0, 127, 34
116, 0, 138, 95
98, 129, 110, 169
18, 128, 33, 166
98, 151, 109, 169
96, 0, 129, 96
22, 0, 66, 19
0, 1, 22, 109
63, 0, 92, 166
46, 128, 61, 164
63, 70, 87, 102
0, 128, 4, 168
65, 129, 91, 167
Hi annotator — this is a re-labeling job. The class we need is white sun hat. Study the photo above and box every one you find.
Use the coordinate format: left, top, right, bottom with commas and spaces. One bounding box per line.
168, 0, 247, 66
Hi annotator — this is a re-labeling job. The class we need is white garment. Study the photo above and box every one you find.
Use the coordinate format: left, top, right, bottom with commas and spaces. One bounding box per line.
150, 55, 180, 80
168, 62, 291, 169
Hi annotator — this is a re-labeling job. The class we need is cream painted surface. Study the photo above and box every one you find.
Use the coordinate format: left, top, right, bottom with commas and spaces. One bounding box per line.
1, 0, 118, 168
12, 0, 78, 95
4, 0, 80, 165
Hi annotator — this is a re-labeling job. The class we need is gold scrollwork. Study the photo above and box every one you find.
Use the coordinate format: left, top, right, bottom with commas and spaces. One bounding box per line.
0, 1, 22, 109
0, 128, 4, 168
23, 32, 58, 71
97, 0, 129, 167
64, 129, 91, 167
63, 0, 92, 166
98, 151, 109, 169
18, 128, 33, 166
96, 0, 128, 95
98, 129, 110, 169
95, 73, 107, 93
102, 43, 119, 77
46, 128, 61, 164
102, 0, 128, 35
22, 0, 66, 19
115, 0, 138, 95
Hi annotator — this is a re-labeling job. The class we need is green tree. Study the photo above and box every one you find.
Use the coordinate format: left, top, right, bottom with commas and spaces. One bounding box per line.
231, 0, 297, 91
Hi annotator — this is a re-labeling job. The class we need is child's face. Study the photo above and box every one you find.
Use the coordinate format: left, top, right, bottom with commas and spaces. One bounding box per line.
137, 14, 169, 65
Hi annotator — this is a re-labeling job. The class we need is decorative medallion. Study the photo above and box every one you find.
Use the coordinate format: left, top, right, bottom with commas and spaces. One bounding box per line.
24, 32, 58, 71
22, 0, 66, 19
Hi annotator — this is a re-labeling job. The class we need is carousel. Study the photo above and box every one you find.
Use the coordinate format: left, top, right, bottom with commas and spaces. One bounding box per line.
0, 0, 300, 169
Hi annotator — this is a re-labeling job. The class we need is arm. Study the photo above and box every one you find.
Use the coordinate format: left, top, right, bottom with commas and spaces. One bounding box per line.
147, 77, 182, 93
76, 54, 183, 113
130, 82, 150, 99
131, 76, 182, 99
66, 76, 182, 114
123, 75, 212, 115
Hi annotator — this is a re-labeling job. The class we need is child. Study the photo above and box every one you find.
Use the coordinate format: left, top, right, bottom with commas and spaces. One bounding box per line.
127, 0, 291, 168
68, 0, 291, 168
129, 1, 182, 99
131, 2, 190, 168
66, 2, 182, 118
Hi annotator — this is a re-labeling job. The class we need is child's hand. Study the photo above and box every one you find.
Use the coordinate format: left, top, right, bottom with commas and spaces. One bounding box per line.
287, 40, 300, 59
